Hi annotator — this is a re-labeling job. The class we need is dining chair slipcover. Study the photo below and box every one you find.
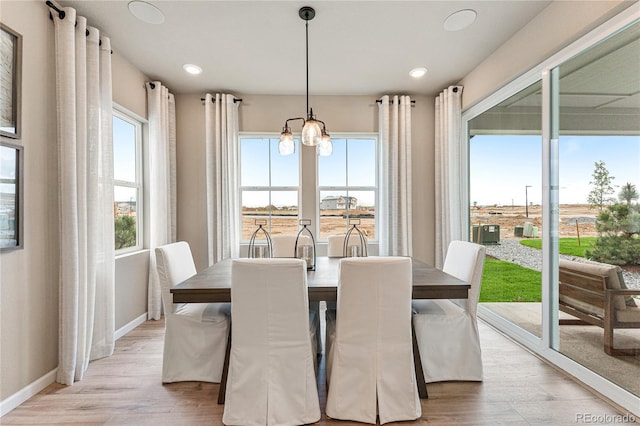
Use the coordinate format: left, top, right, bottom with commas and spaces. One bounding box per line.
270, 234, 311, 258
223, 258, 320, 426
325, 257, 421, 425
326, 234, 368, 258
412, 240, 486, 383
155, 241, 230, 383
270, 234, 321, 355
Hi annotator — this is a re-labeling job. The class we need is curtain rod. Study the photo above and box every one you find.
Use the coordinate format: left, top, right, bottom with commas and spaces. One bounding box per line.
45, 1, 113, 52
46, 0, 65, 19
200, 97, 243, 104
376, 99, 417, 105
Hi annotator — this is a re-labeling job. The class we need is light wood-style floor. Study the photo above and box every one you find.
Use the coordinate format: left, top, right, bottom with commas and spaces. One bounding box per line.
2, 319, 634, 425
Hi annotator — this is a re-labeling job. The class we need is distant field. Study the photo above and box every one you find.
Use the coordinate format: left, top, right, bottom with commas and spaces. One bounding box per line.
471, 203, 598, 240
242, 209, 375, 240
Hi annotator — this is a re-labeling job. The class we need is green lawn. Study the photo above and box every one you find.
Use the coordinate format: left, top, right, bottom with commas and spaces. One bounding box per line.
519, 237, 596, 257
480, 258, 542, 302
480, 237, 598, 303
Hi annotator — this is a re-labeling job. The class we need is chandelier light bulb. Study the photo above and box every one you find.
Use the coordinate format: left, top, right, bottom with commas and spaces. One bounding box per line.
318, 132, 332, 156
301, 118, 321, 146
278, 129, 295, 155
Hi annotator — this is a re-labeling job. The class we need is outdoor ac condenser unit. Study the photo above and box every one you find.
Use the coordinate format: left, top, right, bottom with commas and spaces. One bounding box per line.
523, 222, 534, 238
472, 224, 500, 245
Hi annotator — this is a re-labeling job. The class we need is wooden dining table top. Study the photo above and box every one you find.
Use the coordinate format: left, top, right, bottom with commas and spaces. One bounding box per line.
171, 256, 470, 303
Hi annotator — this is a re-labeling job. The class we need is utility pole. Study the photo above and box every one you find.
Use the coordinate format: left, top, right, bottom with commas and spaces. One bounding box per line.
525, 185, 532, 217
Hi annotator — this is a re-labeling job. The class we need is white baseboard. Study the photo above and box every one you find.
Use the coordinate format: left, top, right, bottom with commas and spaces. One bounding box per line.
1, 312, 149, 417
0, 368, 57, 417
115, 312, 148, 340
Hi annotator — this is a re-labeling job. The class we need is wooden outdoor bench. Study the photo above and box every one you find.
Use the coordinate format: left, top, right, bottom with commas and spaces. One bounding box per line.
558, 259, 640, 356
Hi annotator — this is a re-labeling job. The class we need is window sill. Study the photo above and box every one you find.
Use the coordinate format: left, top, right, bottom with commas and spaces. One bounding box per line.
116, 248, 149, 261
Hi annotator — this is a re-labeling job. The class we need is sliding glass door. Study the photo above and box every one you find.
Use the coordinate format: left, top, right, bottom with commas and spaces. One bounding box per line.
468, 81, 543, 339
552, 20, 640, 397
465, 12, 639, 412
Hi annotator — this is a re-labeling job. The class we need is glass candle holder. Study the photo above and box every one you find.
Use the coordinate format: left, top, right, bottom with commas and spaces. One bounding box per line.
248, 219, 272, 258
348, 245, 362, 257
343, 218, 368, 257
294, 219, 316, 270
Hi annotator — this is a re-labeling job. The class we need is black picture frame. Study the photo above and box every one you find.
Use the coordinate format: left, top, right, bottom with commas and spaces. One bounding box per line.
0, 141, 23, 249
0, 23, 22, 139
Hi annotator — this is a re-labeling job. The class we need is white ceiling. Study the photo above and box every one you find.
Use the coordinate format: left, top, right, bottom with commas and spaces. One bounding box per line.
59, 0, 554, 96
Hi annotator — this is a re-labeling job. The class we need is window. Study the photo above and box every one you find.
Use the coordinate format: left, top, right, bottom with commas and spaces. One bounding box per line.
318, 136, 377, 240
113, 108, 143, 252
240, 136, 300, 239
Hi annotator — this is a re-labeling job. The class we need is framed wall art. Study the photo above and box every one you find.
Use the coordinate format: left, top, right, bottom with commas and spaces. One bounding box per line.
0, 23, 22, 139
0, 141, 23, 249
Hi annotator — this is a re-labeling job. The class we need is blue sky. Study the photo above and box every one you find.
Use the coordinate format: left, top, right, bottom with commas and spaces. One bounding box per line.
113, 116, 137, 202
240, 137, 377, 207
470, 135, 640, 206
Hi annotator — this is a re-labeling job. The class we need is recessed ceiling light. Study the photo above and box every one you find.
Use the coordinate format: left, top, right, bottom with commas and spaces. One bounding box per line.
409, 67, 428, 78
128, 1, 165, 25
183, 64, 203, 75
444, 9, 477, 32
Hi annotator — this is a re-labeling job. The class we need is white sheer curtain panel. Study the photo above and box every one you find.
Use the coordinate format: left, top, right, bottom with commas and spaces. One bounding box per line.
53, 8, 115, 385
204, 93, 240, 264
146, 82, 177, 320
435, 86, 466, 268
378, 95, 413, 256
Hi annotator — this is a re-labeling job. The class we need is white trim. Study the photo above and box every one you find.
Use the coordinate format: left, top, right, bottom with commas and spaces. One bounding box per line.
113, 107, 145, 254
114, 312, 148, 340
113, 102, 148, 125
0, 369, 57, 417
1, 314, 149, 417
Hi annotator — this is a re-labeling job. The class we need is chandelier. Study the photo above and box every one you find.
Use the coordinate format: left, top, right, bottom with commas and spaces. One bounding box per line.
278, 6, 332, 157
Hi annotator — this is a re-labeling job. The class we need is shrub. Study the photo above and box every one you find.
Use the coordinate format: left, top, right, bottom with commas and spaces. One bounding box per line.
586, 202, 640, 266
115, 215, 137, 250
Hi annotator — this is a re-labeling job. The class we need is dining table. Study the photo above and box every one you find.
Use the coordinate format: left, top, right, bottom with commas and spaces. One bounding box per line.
171, 256, 471, 403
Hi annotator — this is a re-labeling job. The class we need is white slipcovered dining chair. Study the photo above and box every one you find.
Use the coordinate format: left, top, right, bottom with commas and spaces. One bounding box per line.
270, 234, 310, 258
270, 234, 321, 355
155, 241, 230, 383
223, 258, 320, 426
412, 240, 486, 383
325, 257, 421, 425
327, 234, 368, 258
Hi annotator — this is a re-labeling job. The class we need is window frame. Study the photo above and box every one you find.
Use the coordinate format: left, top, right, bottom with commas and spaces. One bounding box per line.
113, 105, 144, 254
239, 132, 301, 241
317, 133, 379, 242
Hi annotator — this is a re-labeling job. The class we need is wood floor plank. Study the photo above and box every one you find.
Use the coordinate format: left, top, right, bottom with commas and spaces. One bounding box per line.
1, 320, 634, 425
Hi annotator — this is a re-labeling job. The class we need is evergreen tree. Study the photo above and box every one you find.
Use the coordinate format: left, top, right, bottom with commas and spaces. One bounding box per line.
115, 215, 137, 250
586, 202, 640, 266
618, 182, 639, 205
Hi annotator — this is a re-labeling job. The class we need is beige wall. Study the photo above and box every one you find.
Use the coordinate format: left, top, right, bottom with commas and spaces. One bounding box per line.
0, 0, 149, 404
110, 50, 150, 334
175, 94, 435, 271
0, 0, 58, 402
112, 51, 148, 119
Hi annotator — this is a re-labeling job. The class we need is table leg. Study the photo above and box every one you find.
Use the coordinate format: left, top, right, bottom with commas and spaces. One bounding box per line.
217, 323, 232, 404
412, 321, 428, 399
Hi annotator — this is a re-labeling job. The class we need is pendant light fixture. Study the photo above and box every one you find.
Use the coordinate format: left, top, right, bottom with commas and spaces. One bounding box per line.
278, 6, 332, 157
